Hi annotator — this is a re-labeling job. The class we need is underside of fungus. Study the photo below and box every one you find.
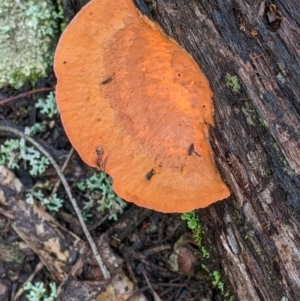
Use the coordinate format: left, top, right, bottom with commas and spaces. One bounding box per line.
54, 0, 230, 212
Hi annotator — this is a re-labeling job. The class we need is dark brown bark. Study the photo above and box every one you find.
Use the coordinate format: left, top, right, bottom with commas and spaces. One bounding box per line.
0, 167, 87, 283
62, 0, 300, 300
152, 0, 300, 300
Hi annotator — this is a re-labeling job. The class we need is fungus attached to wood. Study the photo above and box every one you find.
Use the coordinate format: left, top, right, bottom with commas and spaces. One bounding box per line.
54, 0, 230, 213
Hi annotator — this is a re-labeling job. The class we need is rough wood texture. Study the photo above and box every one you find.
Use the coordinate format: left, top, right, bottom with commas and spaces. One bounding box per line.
0, 166, 87, 283
62, 0, 300, 300
153, 0, 300, 300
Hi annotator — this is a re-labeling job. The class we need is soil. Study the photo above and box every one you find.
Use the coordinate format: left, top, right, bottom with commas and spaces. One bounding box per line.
0, 80, 223, 301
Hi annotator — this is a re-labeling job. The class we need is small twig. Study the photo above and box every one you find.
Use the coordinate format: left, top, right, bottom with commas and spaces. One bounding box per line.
51, 147, 74, 195
1, 218, 11, 237
125, 246, 171, 275
153, 283, 187, 288
14, 261, 45, 301
142, 244, 171, 257
0, 125, 110, 280
0, 209, 14, 220
88, 212, 111, 231
57, 257, 86, 296
125, 287, 149, 301
122, 251, 138, 285
56, 210, 81, 226
0, 87, 54, 106
142, 267, 162, 301
250, 51, 267, 60
124, 283, 187, 301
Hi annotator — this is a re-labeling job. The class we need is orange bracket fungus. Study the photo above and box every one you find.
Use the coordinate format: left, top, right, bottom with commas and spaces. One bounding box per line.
54, 0, 230, 212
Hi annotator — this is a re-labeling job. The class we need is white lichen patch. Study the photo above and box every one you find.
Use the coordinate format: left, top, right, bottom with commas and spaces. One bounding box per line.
0, 0, 59, 88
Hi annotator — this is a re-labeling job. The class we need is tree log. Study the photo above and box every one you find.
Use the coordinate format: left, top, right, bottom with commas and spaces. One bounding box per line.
62, 0, 300, 300
153, 0, 300, 300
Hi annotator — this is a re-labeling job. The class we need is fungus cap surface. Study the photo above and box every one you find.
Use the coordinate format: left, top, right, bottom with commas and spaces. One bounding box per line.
54, 0, 230, 212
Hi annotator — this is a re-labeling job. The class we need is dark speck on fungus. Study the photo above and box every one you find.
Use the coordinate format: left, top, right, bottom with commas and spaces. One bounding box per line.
96, 146, 103, 155
102, 77, 113, 85
54, 0, 230, 212
188, 143, 195, 156
145, 169, 156, 180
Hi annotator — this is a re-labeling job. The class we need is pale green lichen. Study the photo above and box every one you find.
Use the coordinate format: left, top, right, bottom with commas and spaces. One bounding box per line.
0, 137, 50, 176
77, 172, 127, 221
225, 73, 241, 94
36, 92, 58, 118
24, 282, 57, 301
0, 0, 60, 88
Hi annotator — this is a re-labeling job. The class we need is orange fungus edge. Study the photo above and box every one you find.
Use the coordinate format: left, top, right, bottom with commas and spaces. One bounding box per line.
54, 0, 230, 213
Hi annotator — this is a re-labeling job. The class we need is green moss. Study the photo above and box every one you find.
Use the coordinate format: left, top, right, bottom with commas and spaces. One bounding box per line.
260, 118, 269, 128
151, 2, 157, 12
272, 142, 280, 152
244, 232, 263, 255
0, 0, 61, 88
271, 142, 288, 166
241, 105, 256, 126
225, 73, 241, 94
181, 211, 234, 300
241, 101, 267, 128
